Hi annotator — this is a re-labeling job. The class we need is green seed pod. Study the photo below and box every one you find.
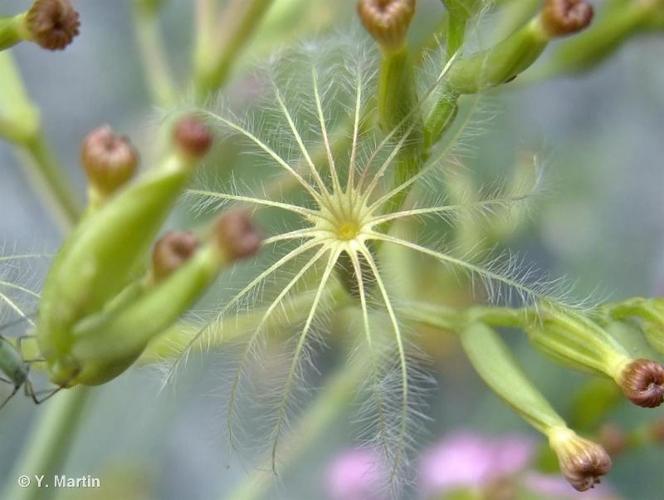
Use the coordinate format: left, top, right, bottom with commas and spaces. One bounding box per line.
525, 309, 631, 379
441, 0, 481, 55
609, 298, 664, 356
37, 116, 213, 383
446, 17, 550, 94
460, 322, 566, 433
545, 0, 654, 75
62, 212, 261, 386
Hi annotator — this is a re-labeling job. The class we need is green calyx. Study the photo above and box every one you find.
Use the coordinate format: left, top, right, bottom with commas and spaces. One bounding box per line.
546, 0, 656, 76
68, 245, 227, 386
441, 0, 481, 57
37, 130, 211, 387
447, 17, 550, 94
526, 308, 631, 382
608, 297, 664, 355
0, 13, 30, 52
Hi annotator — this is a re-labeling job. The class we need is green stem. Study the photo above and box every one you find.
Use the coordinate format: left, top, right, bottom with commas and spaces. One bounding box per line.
19, 133, 82, 230
1, 387, 92, 500
226, 358, 367, 500
193, 0, 275, 101
133, 8, 177, 106
0, 14, 28, 51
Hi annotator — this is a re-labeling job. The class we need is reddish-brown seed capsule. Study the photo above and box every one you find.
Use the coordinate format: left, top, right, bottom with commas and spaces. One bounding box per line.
173, 116, 213, 159
541, 0, 593, 38
26, 0, 80, 51
619, 359, 664, 408
152, 231, 200, 282
81, 126, 139, 196
215, 211, 262, 261
357, 0, 416, 51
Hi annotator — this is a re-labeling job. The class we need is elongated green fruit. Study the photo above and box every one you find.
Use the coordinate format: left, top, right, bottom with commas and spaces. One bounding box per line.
527, 308, 664, 408
460, 322, 565, 433
37, 117, 213, 380
69, 245, 225, 385
460, 322, 612, 492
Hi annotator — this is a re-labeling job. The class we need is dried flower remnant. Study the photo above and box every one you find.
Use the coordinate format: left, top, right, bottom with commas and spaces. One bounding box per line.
549, 427, 612, 492
26, 0, 80, 50
215, 211, 262, 261
81, 126, 139, 198
541, 0, 594, 38
357, 0, 416, 51
618, 358, 664, 408
152, 231, 200, 282
173, 115, 214, 159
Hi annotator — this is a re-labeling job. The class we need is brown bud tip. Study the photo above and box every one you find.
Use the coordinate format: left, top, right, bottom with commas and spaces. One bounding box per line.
620, 359, 664, 408
152, 231, 199, 281
551, 429, 612, 492
357, 0, 416, 51
26, 0, 80, 51
81, 126, 139, 196
215, 211, 262, 261
541, 0, 593, 38
598, 424, 627, 457
173, 116, 213, 159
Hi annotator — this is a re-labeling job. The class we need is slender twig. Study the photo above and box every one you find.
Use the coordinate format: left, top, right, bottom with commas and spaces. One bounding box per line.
0, 387, 92, 500
18, 132, 81, 229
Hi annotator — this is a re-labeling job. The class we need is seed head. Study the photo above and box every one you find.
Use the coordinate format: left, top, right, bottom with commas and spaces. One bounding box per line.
619, 358, 664, 408
26, 0, 80, 51
173, 115, 213, 159
152, 231, 200, 282
357, 0, 416, 51
549, 428, 612, 492
541, 0, 593, 38
215, 211, 262, 261
81, 125, 139, 196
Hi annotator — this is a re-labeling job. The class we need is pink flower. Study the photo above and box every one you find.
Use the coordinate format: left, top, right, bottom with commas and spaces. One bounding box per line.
418, 431, 535, 498
325, 448, 388, 500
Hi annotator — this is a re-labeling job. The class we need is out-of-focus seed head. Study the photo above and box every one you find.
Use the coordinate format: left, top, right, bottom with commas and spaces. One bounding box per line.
541, 0, 593, 38
152, 231, 200, 282
173, 115, 213, 159
357, 0, 416, 51
81, 125, 139, 196
26, 0, 80, 50
598, 424, 627, 457
650, 419, 664, 444
215, 211, 262, 262
549, 428, 612, 492
619, 359, 664, 408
